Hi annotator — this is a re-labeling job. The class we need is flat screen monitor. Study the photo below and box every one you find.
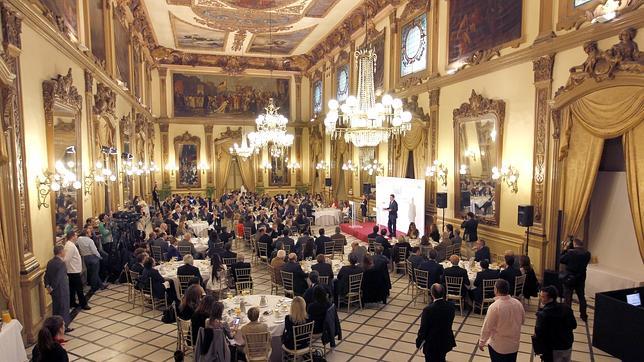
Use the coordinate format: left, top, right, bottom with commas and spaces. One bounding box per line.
626, 293, 641, 307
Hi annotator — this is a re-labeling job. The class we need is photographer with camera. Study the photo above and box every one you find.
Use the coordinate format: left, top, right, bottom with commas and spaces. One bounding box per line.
559, 237, 591, 322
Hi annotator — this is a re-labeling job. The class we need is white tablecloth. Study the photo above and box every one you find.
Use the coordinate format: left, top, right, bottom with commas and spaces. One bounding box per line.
300, 259, 346, 275
190, 237, 209, 254
156, 260, 211, 296
0, 320, 27, 362
223, 295, 291, 337
187, 221, 211, 237
586, 264, 644, 298
440, 260, 500, 288
314, 208, 342, 226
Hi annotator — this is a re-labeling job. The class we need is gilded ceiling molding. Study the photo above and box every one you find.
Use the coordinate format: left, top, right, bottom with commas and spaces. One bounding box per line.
558, 0, 643, 31
42, 68, 83, 124
455, 48, 502, 72
93, 82, 117, 117
214, 127, 242, 142
555, 27, 643, 98
399, 0, 429, 23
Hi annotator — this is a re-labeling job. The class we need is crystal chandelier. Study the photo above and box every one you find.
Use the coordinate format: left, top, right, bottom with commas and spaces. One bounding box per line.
229, 133, 257, 160
362, 159, 384, 176
324, 47, 412, 147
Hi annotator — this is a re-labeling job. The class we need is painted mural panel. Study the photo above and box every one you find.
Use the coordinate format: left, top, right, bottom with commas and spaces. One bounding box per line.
173, 73, 290, 118
172, 15, 226, 51
41, 0, 78, 38
248, 26, 315, 55
304, 0, 340, 17
89, 0, 106, 64
178, 144, 199, 188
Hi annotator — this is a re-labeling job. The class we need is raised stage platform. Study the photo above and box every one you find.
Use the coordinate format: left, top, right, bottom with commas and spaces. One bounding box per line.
340, 221, 406, 242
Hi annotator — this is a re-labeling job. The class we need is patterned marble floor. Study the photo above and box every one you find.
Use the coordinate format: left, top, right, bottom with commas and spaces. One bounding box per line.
27, 230, 618, 362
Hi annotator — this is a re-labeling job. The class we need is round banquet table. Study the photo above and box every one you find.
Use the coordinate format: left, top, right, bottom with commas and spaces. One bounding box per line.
300, 259, 346, 275
190, 237, 209, 254
223, 295, 292, 362
439, 260, 500, 288
314, 208, 342, 226
155, 259, 211, 296
187, 221, 211, 237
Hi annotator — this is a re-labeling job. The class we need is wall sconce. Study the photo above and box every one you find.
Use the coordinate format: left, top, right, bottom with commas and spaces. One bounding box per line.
286, 159, 301, 173
36, 172, 53, 209
94, 161, 117, 182
342, 160, 359, 172
165, 162, 178, 176
459, 164, 468, 175
260, 160, 272, 171
36, 161, 83, 209
362, 160, 384, 176
197, 160, 209, 174
492, 164, 519, 193
464, 147, 478, 161
315, 160, 329, 171
425, 160, 448, 187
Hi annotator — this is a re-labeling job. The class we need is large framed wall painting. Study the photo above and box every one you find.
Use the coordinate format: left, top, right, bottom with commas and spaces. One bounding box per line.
401, 13, 428, 77
448, 0, 523, 65
173, 73, 290, 118
41, 0, 79, 39
89, 0, 106, 65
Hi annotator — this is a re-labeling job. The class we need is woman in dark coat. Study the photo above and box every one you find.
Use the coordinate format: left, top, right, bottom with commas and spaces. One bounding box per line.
520, 255, 539, 300
361, 255, 391, 304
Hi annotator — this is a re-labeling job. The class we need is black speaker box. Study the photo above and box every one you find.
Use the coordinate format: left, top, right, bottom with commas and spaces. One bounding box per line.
436, 192, 447, 209
518, 205, 534, 227
461, 190, 471, 208
362, 183, 372, 195
324, 178, 332, 187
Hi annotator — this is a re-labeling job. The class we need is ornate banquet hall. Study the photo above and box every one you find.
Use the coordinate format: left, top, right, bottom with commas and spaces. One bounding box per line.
0, 0, 642, 361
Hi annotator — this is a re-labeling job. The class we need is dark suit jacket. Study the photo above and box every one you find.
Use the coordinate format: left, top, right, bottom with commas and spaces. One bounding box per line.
560, 247, 591, 278
230, 261, 252, 282
44, 257, 68, 299
373, 254, 389, 270
312, 262, 334, 279
473, 268, 500, 301
442, 265, 470, 296
534, 301, 577, 356
177, 264, 204, 286
315, 235, 332, 255
474, 246, 491, 262
281, 261, 308, 296
416, 299, 456, 355
221, 250, 237, 260
418, 260, 444, 288
257, 234, 274, 258
140, 267, 166, 299
152, 238, 169, 255
461, 219, 479, 241
499, 266, 522, 295
130, 262, 145, 274
375, 236, 392, 257
336, 265, 363, 296
387, 200, 398, 219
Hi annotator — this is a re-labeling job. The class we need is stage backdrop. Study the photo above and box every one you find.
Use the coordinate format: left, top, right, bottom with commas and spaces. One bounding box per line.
375, 176, 425, 237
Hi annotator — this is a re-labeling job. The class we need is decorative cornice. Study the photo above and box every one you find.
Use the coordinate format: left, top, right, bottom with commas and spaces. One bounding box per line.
533, 54, 555, 83
214, 127, 242, 142
92, 82, 116, 117
174, 131, 200, 145
42, 68, 83, 122
1, 3, 22, 51
555, 27, 643, 97
403, 94, 430, 122
399, 0, 429, 23
453, 90, 506, 127
84, 69, 93, 93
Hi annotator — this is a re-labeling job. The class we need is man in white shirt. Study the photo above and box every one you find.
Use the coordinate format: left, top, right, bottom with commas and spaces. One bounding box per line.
479, 279, 524, 361
77, 227, 104, 292
63, 231, 90, 310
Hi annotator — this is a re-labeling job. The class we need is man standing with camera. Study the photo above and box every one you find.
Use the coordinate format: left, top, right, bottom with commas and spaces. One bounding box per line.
560, 237, 591, 322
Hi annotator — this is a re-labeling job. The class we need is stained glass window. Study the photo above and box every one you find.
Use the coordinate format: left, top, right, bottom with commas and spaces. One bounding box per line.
401, 13, 427, 77
336, 64, 349, 103
313, 80, 322, 114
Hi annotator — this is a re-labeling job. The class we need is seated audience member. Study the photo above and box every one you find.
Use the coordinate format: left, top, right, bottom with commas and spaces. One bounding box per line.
301, 234, 316, 260
375, 228, 392, 259
420, 235, 432, 246
363, 249, 391, 305
191, 296, 216, 344
130, 252, 147, 274
177, 254, 204, 287
295, 230, 311, 254
281, 253, 309, 296
434, 232, 453, 261
393, 237, 413, 264
407, 222, 420, 239
207, 230, 220, 254
271, 250, 287, 284
520, 255, 539, 301
330, 226, 347, 246
256, 228, 274, 258
140, 257, 176, 303
230, 254, 252, 284
442, 255, 470, 297
504, 250, 520, 270
166, 237, 181, 261
499, 254, 523, 295
314, 228, 332, 256
178, 233, 197, 258
418, 249, 444, 288
178, 284, 204, 320
350, 241, 367, 269
451, 227, 463, 249
274, 229, 295, 253
472, 259, 500, 303
334, 252, 363, 305
176, 219, 189, 237
221, 242, 237, 259
429, 223, 440, 243
303, 271, 331, 305
312, 254, 334, 280
474, 239, 491, 262
31, 316, 69, 362
367, 225, 379, 240
237, 307, 271, 356
282, 297, 311, 350
151, 232, 169, 256
197, 301, 235, 359
408, 247, 426, 270
307, 286, 332, 334
207, 255, 228, 296
219, 226, 232, 245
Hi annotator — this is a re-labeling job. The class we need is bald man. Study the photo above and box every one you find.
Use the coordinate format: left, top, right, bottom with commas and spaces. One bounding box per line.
281, 252, 309, 296
442, 255, 470, 298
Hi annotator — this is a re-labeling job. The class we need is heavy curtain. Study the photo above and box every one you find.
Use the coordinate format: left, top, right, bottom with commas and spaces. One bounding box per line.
238, 156, 256, 192
396, 120, 426, 178
215, 143, 232, 194
558, 86, 644, 261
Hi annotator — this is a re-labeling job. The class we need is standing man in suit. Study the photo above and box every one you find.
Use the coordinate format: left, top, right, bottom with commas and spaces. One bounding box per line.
45, 245, 73, 332
461, 212, 479, 243
559, 238, 591, 322
416, 284, 456, 361
384, 194, 398, 238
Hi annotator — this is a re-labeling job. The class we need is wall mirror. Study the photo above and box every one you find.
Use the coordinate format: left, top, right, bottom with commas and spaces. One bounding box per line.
453, 90, 505, 226
269, 144, 290, 187
175, 131, 201, 188
43, 69, 83, 237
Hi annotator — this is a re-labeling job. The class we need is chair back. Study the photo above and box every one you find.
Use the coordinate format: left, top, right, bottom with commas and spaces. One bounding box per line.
140, 277, 153, 295
174, 303, 192, 351
397, 247, 408, 263
124, 264, 131, 284
291, 321, 314, 352
177, 275, 195, 298
236, 281, 254, 295
324, 241, 335, 257
129, 270, 140, 287
213, 242, 224, 250
414, 269, 429, 289
268, 264, 280, 284
332, 237, 345, 256
150, 245, 164, 262
222, 257, 237, 267
281, 271, 295, 296
177, 245, 192, 257
283, 244, 291, 254
318, 275, 330, 286
482, 279, 498, 300
258, 243, 269, 259
514, 274, 526, 298
348, 273, 363, 295
235, 267, 252, 282
445, 276, 464, 297
245, 332, 271, 360
367, 238, 376, 254
452, 244, 461, 257
406, 261, 414, 282
419, 245, 432, 259
243, 227, 252, 242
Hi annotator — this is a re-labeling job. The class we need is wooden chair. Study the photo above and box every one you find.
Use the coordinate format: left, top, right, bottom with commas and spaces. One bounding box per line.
222, 257, 237, 268
394, 246, 408, 273
318, 275, 330, 286
323, 241, 335, 259
367, 238, 376, 255
445, 276, 465, 316
405, 261, 415, 298
243, 227, 252, 245
474, 279, 499, 315
258, 242, 269, 265
343, 273, 363, 313
250, 237, 259, 264
331, 237, 345, 260
235, 267, 252, 282
177, 245, 192, 257
280, 271, 295, 298
414, 269, 430, 306
150, 245, 164, 263
268, 265, 281, 295
177, 275, 195, 299
419, 245, 432, 259
513, 274, 527, 303
236, 281, 254, 295
245, 332, 271, 361
140, 278, 167, 314
128, 270, 141, 308
174, 303, 193, 353
123, 264, 134, 304
281, 321, 314, 362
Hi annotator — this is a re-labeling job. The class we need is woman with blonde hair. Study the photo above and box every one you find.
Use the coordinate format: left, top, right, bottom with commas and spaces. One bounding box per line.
282, 296, 310, 350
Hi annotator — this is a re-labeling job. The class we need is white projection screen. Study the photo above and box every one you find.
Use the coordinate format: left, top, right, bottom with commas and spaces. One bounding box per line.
375, 176, 425, 237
